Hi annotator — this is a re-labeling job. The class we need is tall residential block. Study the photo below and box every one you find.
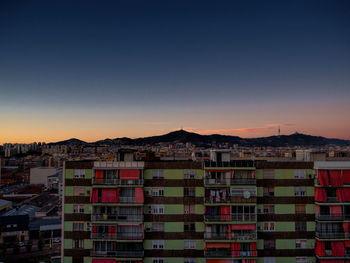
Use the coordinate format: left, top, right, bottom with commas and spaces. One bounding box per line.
314, 161, 350, 263
62, 152, 350, 263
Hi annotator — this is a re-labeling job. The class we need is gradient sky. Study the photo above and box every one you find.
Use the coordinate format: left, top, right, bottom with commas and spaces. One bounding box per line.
0, 0, 350, 144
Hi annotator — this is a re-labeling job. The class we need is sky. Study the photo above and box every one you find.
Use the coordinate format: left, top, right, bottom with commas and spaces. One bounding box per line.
0, 0, 349, 144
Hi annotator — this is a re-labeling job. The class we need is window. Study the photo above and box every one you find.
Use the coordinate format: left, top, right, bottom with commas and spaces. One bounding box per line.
73, 222, 84, 231
184, 187, 195, 197
294, 170, 306, 179
231, 187, 257, 197
152, 259, 164, 263
74, 169, 85, 178
184, 222, 195, 232
184, 240, 196, 249
264, 240, 275, 249
296, 222, 307, 231
263, 169, 275, 179
184, 258, 196, 263
263, 222, 275, 232
263, 205, 274, 214
73, 204, 84, 213
73, 239, 84, 248
295, 186, 306, 196
150, 205, 164, 215
263, 187, 274, 196
296, 257, 308, 263
153, 169, 164, 179
152, 240, 164, 249
184, 204, 195, 214
296, 239, 307, 249
295, 204, 306, 214
152, 188, 164, 197
184, 169, 195, 179
264, 258, 276, 263
152, 222, 164, 232
73, 186, 85, 196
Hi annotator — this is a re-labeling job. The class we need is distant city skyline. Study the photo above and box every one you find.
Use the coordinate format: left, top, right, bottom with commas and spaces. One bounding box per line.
0, 0, 349, 143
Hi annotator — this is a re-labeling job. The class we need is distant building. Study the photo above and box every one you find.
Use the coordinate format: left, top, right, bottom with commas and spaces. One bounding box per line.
0, 215, 29, 244
30, 167, 57, 186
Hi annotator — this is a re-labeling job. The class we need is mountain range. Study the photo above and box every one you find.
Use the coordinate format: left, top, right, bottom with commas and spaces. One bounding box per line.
50, 130, 350, 147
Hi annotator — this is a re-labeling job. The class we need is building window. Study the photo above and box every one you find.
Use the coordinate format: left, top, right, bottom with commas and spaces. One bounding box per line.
294, 170, 306, 179
295, 222, 307, 231
152, 222, 164, 232
263, 222, 275, 232
150, 205, 164, 214
152, 188, 164, 197
184, 258, 196, 263
73, 186, 85, 196
73, 222, 84, 231
184, 169, 196, 179
152, 259, 164, 263
152, 240, 164, 249
73, 204, 84, 213
184, 204, 195, 214
264, 258, 276, 263
295, 204, 306, 214
73, 239, 84, 248
263, 204, 274, 214
153, 169, 164, 179
263, 169, 275, 179
263, 187, 274, 196
264, 240, 275, 249
295, 186, 306, 196
184, 240, 196, 249
74, 169, 85, 178
184, 187, 195, 197
184, 222, 195, 232
296, 257, 308, 263
296, 239, 307, 249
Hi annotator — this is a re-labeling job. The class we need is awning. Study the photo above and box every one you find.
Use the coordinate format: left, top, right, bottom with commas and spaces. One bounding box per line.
120, 169, 140, 180
230, 224, 256, 230
92, 259, 116, 263
206, 243, 231, 249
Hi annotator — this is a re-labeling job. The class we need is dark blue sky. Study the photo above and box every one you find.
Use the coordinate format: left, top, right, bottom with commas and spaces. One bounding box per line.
0, 0, 349, 142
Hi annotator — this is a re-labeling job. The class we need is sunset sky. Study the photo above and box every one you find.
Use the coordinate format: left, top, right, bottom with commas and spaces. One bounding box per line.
0, 0, 349, 144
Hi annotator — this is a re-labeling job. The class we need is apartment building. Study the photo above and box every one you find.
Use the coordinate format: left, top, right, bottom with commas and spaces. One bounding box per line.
314, 161, 350, 263
255, 161, 315, 263
62, 150, 349, 263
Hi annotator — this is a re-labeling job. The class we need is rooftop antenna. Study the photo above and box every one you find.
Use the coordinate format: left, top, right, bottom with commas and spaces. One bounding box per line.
278, 126, 280, 138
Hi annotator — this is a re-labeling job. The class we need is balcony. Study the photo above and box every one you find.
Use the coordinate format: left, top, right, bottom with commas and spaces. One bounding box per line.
91, 232, 143, 240
316, 213, 350, 221
204, 232, 257, 240
316, 232, 349, 239
205, 178, 256, 186
91, 250, 144, 258
205, 214, 256, 222
204, 160, 254, 168
91, 214, 143, 222
205, 250, 257, 257
119, 196, 135, 203
93, 178, 144, 186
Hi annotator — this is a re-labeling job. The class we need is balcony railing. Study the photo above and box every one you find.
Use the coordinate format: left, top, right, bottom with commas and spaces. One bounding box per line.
93, 178, 144, 185
316, 232, 349, 239
91, 250, 144, 258
316, 214, 350, 221
205, 214, 256, 222
91, 214, 143, 222
205, 250, 257, 257
205, 196, 256, 204
119, 196, 135, 203
204, 160, 254, 168
91, 232, 143, 240
204, 232, 257, 240
205, 178, 256, 185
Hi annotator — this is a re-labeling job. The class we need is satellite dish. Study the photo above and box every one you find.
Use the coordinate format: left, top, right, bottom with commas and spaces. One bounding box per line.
243, 191, 251, 199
